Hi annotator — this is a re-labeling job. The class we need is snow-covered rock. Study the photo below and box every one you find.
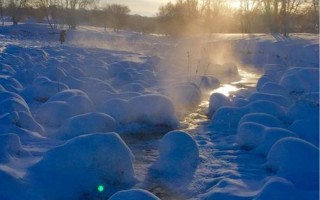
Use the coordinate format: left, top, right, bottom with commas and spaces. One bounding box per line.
27, 133, 136, 199
34, 101, 72, 127
22, 77, 68, 102
150, 130, 199, 188
266, 137, 319, 190
99, 99, 128, 122
109, 189, 160, 200
289, 120, 319, 147
56, 112, 116, 140
126, 94, 179, 128
208, 93, 232, 117
279, 67, 319, 95
238, 113, 284, 128
259, 82, 288, 96
248, 92, 291, 107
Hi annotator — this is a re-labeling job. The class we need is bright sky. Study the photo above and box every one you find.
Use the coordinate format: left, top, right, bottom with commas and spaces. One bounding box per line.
101, 0, 171, 16
101, 0, 241, 17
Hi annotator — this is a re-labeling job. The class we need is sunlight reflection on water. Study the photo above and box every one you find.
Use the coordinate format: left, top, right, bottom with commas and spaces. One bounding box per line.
210, 69, 260, 97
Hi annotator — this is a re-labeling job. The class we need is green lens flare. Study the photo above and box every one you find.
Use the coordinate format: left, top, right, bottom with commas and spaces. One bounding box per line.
97, 185, 104, 192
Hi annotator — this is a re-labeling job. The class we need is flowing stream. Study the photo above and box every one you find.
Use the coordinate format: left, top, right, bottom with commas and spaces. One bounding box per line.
124, 68, 261, 199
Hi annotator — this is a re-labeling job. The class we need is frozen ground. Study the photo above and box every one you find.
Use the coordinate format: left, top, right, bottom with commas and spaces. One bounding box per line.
0, 23, 319, 200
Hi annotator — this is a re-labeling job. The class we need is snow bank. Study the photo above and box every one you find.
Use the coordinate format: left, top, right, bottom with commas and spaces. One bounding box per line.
109, 189, 160, 200
266, 137, 319, 190
56, 112, 116, 140
150, 130, 199, 188
27, 133, 136, 199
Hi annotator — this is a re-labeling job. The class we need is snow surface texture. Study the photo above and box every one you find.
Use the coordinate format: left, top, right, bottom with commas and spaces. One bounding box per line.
0, 23, 319, 199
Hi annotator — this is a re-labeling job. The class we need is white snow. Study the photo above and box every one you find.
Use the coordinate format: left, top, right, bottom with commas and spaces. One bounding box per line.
0, 23, 318, 200
109, 189, 160, 200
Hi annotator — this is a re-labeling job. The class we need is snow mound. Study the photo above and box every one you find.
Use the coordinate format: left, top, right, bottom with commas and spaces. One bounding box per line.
99, 99, 128, 122
255, 177, 299, 200
211, 100, 286, 131
255, 128, 297, 156
150, 130, 199, 188
266, 137, 319, 190
56, 112, 116, 140
22, 77, 69, 103
279, 67, 319, 95
238, 113, 284, 128
48, 89, 94, 115
34, 101, 72, 127
0, 111, 44, 134
27, 132, 136, 199
289, 120, 319, 147
236, 122, 265, 150
0, 95, 31, 116
0, 133, 30, 163
237, 122, 297, 155
256, 75, 276, 91
109, 189, 160, 200
208, 93, 232, 117
259, 82, 288, 96
126, 94, 179, 128
248, 92, 291, 107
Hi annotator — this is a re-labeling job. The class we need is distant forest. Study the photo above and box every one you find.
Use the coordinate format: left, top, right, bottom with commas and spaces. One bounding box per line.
0, 0, 319, 36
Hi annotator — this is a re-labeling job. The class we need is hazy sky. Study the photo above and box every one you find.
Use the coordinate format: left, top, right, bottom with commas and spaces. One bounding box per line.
101, 0, 171, 16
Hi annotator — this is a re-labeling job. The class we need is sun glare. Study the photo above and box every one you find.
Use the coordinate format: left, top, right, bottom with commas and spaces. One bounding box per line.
229, 1, 241, 9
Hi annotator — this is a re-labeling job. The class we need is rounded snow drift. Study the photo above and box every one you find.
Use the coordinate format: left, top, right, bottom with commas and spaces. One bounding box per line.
27, 132, 136, 199
151, 130, 199, 188
109, 189, 160, 200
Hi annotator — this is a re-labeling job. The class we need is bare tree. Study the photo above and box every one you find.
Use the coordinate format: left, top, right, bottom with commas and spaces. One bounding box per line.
6, 0, 28, 25
61, 0, 98, 28
34, 0, 60, 29
104, 4, 130, 32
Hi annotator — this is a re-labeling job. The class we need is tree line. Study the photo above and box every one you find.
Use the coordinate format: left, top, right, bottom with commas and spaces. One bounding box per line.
0, 0, 318, 36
